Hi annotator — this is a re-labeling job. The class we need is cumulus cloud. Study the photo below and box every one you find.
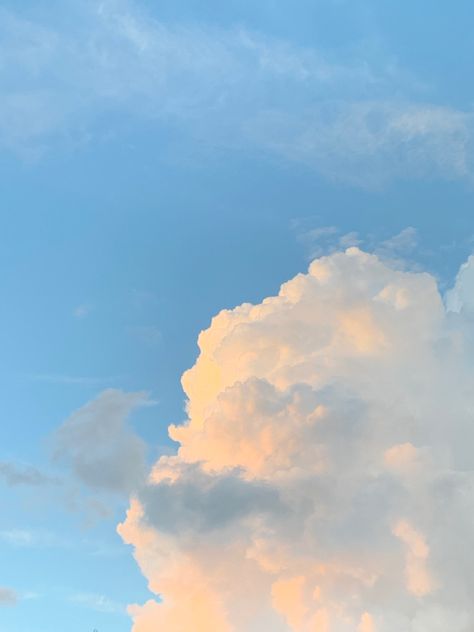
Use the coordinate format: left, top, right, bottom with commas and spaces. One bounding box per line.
53, 389, 149, 495
118, 248, 474, 631
0, 1, 472, 184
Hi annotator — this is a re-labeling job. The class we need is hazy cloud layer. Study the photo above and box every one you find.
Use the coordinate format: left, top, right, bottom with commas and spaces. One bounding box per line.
0, 1, 472, 184
118, 248, 474, 631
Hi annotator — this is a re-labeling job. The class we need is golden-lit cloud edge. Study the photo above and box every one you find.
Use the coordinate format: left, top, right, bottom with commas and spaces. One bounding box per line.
119, 248, 474, 631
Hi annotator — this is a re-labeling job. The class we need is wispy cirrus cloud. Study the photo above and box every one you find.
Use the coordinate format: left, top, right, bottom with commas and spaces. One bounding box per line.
293, 221, 419, 268
0, 0, 472, 185
0, 529, 36, 547
0, 528, 69, 549
246, 101, 472, 187
70, 592, 125, 614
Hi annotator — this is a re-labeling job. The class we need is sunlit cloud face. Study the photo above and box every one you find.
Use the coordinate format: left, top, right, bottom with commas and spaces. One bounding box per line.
119, 248, 474, 631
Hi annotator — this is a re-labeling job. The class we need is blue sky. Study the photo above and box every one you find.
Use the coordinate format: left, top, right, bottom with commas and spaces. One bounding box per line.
2, 1, 474, 631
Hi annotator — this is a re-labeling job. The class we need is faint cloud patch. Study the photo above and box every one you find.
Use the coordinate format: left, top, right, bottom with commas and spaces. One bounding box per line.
70, 592, 125, 614
0, 461, 58, 487
61, 490, 115, 529
74, 304, 93, 319
293, 219, 419, 269
0, 587, 17, 606
0, 530, 35, 547
0, 528, 68, 549
130, 325, 162, 346
28, 373, 117, 386
375, 227, 419, 267
292, 218, 362, 260
130, 289, 160, 310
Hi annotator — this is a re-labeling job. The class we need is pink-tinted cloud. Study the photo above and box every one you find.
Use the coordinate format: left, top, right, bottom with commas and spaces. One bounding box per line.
119, 248, 474, 631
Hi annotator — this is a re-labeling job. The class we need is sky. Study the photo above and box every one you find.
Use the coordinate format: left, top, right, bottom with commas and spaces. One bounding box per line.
2, 1, 474, 631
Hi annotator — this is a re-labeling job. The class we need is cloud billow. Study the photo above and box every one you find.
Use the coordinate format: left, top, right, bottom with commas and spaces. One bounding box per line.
118, 248, 474, 631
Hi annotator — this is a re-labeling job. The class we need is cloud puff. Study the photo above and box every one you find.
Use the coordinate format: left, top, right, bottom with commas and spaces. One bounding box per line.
0, 1, 472, 184
53, 389, 149, 495
119, 248, 474, 631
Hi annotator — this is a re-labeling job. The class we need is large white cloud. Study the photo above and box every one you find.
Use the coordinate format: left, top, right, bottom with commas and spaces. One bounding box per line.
119, 248, 474, 631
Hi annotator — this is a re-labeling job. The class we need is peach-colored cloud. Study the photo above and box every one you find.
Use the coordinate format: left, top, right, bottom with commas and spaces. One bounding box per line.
384, 443, 419, 470
272, 576, 308, 629
392, 520, 434, 598
358, 612, 375, 632
119, 248, 474, 631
